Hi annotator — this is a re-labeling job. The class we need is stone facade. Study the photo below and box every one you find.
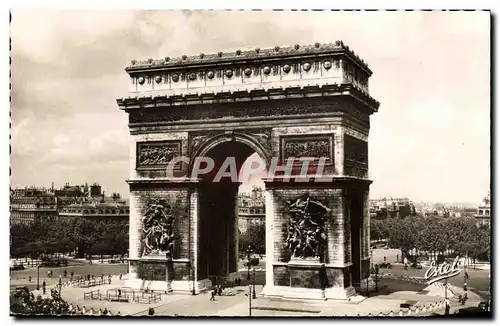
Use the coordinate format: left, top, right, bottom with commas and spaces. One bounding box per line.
118, 42, 379, 299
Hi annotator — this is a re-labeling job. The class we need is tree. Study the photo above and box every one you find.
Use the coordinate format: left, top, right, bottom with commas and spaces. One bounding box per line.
247, 224, 265, 255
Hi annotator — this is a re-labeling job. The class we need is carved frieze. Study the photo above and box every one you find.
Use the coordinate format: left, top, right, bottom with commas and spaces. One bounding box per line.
284, 194, 330, 260
281, 134, 334, 162
344, 127, 368, 142
137, 141, 181, 168
141, 198, 175, 258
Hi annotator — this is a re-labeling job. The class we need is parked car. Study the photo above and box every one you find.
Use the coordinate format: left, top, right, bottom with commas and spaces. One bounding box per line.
378, 262, 392, 269
40, 259, 68, 267
10, 264, 25, 271
411, 262, 423, 269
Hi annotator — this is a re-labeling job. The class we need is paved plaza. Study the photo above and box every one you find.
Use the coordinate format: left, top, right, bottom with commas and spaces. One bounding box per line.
21, 272, 480, 317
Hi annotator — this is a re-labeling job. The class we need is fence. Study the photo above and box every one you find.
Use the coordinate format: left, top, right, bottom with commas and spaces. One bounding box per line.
347, 300, 452, 317
84, 288, 162, 304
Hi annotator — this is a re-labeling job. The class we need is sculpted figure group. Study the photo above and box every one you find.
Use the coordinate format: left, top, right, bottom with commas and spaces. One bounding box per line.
285, 194, 329, 260
141, 199, 175, 258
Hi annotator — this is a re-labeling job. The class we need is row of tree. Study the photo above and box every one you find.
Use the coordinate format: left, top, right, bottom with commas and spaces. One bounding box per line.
11, 287, 70, 315
238, 224, 265, 256
10, 218, 128, 259
371, 216, 491, 262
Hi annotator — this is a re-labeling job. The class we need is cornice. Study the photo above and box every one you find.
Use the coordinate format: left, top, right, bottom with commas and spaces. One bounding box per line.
117, 83, 380, 113
126, 41, 372, 76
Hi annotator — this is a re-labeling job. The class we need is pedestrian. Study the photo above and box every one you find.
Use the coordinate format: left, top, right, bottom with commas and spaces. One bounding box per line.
383, 256, 386, 262
28, 276, 32, 282
210, 289, 216, 301
108, 274, 112, 284
103, 308, 108, 315
71, 271, 74, 278
464, 282, 467, 291
116, 311, 121, 316
148, 307, 155, 316
64, 270, 67, 278
101, 274, 104, 282
98, 308, 103, 316
119, 273, 122, 280
42, 281, 46, 295
82, 306, 86, 314
107, 310, 112, 316
444, 299, 450, 315
89, 307, 95, 315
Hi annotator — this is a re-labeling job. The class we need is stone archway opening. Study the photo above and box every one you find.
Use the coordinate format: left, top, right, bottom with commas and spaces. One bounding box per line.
195, 139, 268, 283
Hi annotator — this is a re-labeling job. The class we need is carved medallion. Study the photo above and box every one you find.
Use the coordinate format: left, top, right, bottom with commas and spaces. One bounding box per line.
172, 74, 179, 82
189, 72, 196, 81
207, 71, 215, 79
303, 63, 311, 72
263, 66, 271, 75
154, 75, 162, 83
138, 76, 145, 85
137, 141, 181, 168
285, 194, 329, 260
244, 68, 252, 77
225, 69, 233, 78
141, 198, 175, 258
323, 61, 332, 70
283, 64, 291, 74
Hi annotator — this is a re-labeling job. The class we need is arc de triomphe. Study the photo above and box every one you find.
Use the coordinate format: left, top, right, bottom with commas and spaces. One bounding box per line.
117, 41, 379, 300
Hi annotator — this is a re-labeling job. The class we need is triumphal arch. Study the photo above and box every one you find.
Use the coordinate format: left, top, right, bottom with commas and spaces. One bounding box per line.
117, 41, 379, 300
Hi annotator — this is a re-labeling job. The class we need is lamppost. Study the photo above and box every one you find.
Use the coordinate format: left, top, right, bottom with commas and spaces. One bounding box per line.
444, 278, 449, 315
36, 264, 40, 290
191, 264, 196, 295
366, 270, 370, 297
248, 284, 252, 316
374, 264, 379, 292
252, 267, 256, 299
246, 246, 252, 281
371, 250, 374, 269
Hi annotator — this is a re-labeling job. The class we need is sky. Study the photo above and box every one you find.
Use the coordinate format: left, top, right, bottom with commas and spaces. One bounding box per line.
10, 10, 491, 203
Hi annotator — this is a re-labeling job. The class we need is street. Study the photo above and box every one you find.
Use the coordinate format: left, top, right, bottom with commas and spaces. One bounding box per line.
378, 265, 490, 298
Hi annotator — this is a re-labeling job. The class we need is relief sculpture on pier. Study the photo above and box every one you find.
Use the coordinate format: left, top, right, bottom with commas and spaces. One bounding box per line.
141, 199, 175, 258
285, 194, 330, 260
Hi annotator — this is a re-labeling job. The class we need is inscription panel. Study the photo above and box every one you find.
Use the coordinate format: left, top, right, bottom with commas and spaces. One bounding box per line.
280, 134, 334, 163
136, 140, 182, 169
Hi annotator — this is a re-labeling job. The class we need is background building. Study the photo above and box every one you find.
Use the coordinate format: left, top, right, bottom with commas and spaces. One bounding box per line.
10, 182, 129, 225
238, 186, 265, 233
475, 192, 491, 227
10, 189, 57, 225
369, 197, 416, 220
